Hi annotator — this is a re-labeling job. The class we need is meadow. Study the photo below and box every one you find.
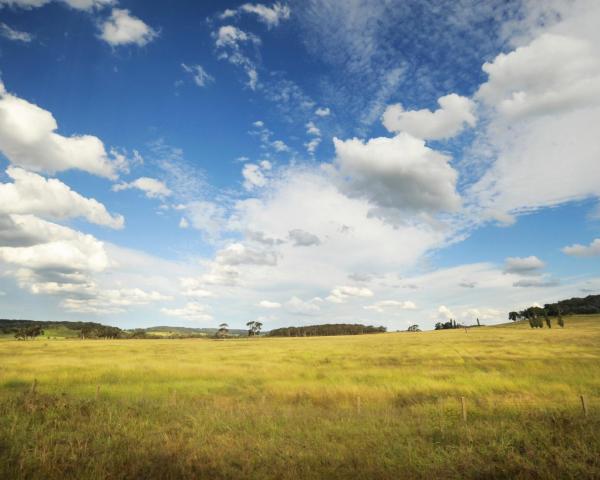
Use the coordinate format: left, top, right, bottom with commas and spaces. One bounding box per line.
1, 316, 599, 479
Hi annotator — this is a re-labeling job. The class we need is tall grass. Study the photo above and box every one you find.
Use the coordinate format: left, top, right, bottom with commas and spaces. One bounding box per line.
1, 316, 599, 479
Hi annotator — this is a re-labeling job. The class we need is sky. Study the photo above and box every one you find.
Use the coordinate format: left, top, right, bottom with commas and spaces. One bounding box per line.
0, 0, 599, 331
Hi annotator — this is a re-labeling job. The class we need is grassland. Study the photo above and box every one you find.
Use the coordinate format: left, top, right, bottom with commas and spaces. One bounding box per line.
1, 316, 599, 479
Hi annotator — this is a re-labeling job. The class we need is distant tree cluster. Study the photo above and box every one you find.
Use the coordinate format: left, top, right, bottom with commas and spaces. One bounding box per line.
14, 325, 44, 340
508, 306, 564, 329
434, 319, 463, 330
246, 321, 263, 336
544, 294, 600, 315
80, 325, 122, 339
407, 324, 421, 332
267, 324, 386, 337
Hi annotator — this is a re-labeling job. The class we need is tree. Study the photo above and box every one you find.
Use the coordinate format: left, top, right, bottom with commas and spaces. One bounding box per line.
508, 311, 519, 321
407, 324, 421, 332
217, 323, 229, 338
14, 325, 44, 340
543, 310, 551, 328
476, 318, 481, 326
557, 308, 565, 328
246, 321, 262, 337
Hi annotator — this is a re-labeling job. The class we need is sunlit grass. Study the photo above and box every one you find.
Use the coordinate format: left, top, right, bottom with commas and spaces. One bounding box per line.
1, 316, 599, 479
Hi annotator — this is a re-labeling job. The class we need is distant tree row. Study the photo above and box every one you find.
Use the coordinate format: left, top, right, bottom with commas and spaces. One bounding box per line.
14, 325, 44, 340
434, 319, 464, 330
267, 323, 386, 337
508, 307, 564, 328
543, 294, 600, 316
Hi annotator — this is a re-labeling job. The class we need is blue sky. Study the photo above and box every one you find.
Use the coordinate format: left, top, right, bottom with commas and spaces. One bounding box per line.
0, 0, 599, 329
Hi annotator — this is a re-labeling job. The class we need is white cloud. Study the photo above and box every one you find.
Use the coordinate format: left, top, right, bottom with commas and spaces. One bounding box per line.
271, 140, 289, 152
326, 285, 373, 304
437, 305, 454, 320
562, 238, 600, 257
382, 93, 476, 140
288, 229, 320, 247
0, 22, 33, 42
285, 296, 320, 315
0, 82, 121, 178
0, 214, 109, 274
239, 2, 291, 28
99, 8, 157, 47
315, 107, 330, 117
161, 302, 213, 322
214, 25, 260, 90
258, 300, 281, 309
181, 63, 214, 88
178, 217, 189, 229
179, 277, 214, 298
62, 288, 170, 315
333, 132, 461, 215
513, 277, 560, 288
503, 256, 545, 275
112, 177, 172, 199
306, 121, 320, 136
178, 201, 228, 241
468, 4, 600, 218
364, 300, 416, 313
0, 167, 124, 228
0, 0, 113, 10
477, 33, 600, 119
242, 163, 268, 190
215, 242, 277, 267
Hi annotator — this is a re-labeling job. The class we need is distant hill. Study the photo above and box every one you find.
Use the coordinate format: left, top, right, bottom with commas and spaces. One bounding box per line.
0, 320, 249, 339
142, 326, 249, 337
544, 294, 600, 315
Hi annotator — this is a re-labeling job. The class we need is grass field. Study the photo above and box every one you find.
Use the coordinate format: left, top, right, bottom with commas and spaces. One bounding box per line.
1, 316, 599, 479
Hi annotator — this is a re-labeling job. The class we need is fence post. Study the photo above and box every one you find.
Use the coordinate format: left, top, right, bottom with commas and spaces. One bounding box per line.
461, 396, 467, 422
580, 395, 588, 416
30, 378, 37, 395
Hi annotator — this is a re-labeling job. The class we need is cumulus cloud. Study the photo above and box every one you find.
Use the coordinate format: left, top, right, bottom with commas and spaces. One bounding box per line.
503, 256, 545, 276
382, 93, 476, 140
0, 215, 107, 268
333, 132, 461, 215
326, 285, 373, 303
181, 63, 214, 88
239, 2, 291, 28
161, 302, 213, 322
364, 300, 416, 313
62, 288, 170, 314
468, 4, 600, 219
288, 229, 320, 247
437, 305, 454, 320
0, 22, 33, 42
179, 277, 214, 298
285, 296, 320, 315
0, 82, 122, 178
215, 242, 277, 266
258, 300, 281, 309
477, 33, 600, 119
562, 238, 600, 257
99, 8, 158, 47
242, 163, 268, 190
112, 177, 172, 199
315, 107, 330, 117
0, 167, 124, 228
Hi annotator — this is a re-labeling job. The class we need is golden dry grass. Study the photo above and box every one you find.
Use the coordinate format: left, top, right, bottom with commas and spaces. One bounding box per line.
1, 315, 599, 479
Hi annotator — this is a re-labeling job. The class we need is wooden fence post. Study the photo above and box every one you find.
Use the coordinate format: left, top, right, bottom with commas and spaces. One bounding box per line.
580, 395, 588, 416
30, 378, 37, 395
461, 396, 467, 422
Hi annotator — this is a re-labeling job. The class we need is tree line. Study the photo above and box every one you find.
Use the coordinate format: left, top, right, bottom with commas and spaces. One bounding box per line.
267, 323, 386, 337
508, 307, 564, 328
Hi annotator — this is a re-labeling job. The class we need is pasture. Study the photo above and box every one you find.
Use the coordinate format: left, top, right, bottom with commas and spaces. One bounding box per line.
1, 316, 599, 479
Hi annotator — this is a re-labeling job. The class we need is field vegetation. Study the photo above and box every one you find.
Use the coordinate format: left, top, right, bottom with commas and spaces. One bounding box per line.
1, 315, 599, 479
